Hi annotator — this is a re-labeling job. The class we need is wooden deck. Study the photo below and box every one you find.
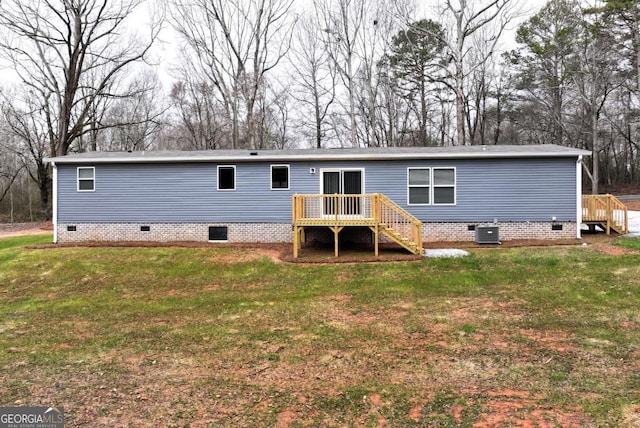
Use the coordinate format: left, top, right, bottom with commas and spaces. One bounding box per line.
292, 194, 423, 258
582, 194, 628, 235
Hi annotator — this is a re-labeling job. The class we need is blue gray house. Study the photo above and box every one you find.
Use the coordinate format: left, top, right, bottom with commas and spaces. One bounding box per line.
46, 144, 590, 255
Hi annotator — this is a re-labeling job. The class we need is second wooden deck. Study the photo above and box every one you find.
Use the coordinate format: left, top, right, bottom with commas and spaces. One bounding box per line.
582, 194, 628, 235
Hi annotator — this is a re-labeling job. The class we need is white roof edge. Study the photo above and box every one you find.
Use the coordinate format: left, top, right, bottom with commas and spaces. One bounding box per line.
45, 149, 591, 164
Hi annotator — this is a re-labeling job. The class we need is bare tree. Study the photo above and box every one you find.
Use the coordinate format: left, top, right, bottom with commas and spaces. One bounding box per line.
443, 0, 521, 145
255, 80, 292, 149
99, 71, 168, 151
573, 7, 620, 194
354, 0, 393, 147
290, 13, 337, 148
168, 79, 229, 150
0, 0, 163, 157
0, 147, 22, 207
170, 0, 295, 150
315, 0, 366, 147
1, 90, 53, 212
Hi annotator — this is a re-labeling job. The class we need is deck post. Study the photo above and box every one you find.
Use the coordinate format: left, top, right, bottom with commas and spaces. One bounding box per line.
368, 225, 379, 256
606, 194, 611, 235
292, 194, 296, 225
374, 225, 379, 256
372, 194, 379, 257
293, 225, 299, 258
329, 226, 343, 257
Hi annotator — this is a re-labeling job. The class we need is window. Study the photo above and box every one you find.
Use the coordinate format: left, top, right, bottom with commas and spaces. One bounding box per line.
217, 165, 236, 190
77, 167, 95, 192
433, 168, 456, 205
271, 165, 289, 190
408, 168, 430, 205
407, 167, 456, 205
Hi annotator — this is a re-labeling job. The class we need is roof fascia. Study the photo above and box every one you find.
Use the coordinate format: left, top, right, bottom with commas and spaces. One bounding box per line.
45, 150, 592, 164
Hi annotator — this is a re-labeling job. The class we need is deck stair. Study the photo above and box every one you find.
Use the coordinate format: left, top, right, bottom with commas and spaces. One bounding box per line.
292, 193, 423, 257
582, 194, 628, 235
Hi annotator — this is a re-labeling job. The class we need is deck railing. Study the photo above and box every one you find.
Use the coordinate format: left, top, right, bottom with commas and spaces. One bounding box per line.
582, 194, 628, 234
292, 194, 375, 225
376, 194, 423, 253
292, 193, 423, 255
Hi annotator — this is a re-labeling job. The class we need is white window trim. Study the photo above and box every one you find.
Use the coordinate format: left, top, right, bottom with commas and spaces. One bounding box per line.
432, 167, 457, 206
407, 167, 457, 206
270, 164, 290, 191
77, 166, 95, 192
407, 167, 430, 206
217, 165, 236, 191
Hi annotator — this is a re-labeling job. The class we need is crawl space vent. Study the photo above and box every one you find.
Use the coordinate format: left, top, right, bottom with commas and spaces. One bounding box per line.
208, 226, 228, 241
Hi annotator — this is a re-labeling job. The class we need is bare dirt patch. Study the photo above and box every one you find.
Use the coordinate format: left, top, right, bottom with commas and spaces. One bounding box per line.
0, 222, 51, 238
624, 200, 640, 211
473, 396, 590, 428
580, 233, 640, 256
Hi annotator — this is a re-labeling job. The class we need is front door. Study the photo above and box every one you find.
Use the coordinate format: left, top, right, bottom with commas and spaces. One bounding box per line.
322, 170, 363, 216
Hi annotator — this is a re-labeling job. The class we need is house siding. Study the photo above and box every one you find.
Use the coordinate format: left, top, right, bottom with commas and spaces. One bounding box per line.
57, 157, 578, 224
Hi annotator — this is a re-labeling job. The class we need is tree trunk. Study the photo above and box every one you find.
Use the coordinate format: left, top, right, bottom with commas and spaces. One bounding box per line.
247, 97, 256, 150
315, 97, 322, 149
420, 77, 428, 146
455, 86, 466, 146
348, 64, 357, 147
369, 81, 376, 147
591, 108, 599, 194
454, 45, 466, 146
36, 162, 51, 217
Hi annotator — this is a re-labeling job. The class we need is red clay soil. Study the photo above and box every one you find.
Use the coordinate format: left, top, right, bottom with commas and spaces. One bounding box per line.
23, 233, 637, 264
0, 222, 51, 238
625, 200, 640, 211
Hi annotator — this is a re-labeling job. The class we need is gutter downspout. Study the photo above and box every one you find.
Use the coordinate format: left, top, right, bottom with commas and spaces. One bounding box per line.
576, 155, 583, 239
52, 162, 58, 244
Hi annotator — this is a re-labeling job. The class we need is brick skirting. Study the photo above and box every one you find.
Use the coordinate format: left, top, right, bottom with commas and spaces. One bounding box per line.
56, 221, 577, 243
57, 223, 293, 243
424, 221, 577, 241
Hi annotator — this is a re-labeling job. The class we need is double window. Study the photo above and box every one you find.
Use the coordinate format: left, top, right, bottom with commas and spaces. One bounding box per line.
77, 167, 95, 192
407, 167, 456, 205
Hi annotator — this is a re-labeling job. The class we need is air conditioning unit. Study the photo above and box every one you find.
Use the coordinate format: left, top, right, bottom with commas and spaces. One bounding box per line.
475, 226, 500, 244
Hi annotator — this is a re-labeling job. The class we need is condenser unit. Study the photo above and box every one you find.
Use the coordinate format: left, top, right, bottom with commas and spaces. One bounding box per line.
475, 226, 500, 244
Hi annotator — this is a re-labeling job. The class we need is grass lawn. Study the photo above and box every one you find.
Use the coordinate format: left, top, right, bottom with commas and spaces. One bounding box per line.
1, 234, 640, 427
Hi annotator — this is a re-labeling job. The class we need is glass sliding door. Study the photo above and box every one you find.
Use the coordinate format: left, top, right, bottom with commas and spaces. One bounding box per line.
322, 170, 363, 216
342, 170, 362, 215
323, 171, 340, 215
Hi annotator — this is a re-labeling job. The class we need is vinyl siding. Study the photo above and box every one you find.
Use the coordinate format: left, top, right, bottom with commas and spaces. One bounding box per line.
57, 157, 578, 223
